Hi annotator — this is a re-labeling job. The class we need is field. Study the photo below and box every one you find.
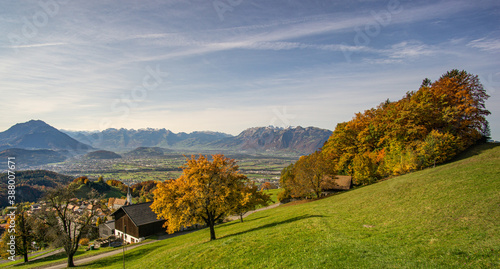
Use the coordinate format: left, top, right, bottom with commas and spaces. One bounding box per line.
65, 143, 500, 268
36, 153, 297, 185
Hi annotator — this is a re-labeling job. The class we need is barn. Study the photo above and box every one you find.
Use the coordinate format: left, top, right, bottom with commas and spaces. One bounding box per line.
111, 202, 165, 244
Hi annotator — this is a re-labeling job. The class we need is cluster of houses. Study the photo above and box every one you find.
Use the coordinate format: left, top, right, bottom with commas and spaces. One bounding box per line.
0, 200, 109, 235
0, 189, 167, 245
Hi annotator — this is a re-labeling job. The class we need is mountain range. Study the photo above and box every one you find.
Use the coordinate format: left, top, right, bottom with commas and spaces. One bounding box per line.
0, 120, 332, 167
63, 128, 232, 151
65, 126, 332, 154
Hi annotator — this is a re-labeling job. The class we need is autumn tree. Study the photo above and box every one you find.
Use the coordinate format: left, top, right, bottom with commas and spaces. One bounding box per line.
151, 154, 250, 241
288, 151, 336, 198
260, 182, 272, 191
277, 164, 294, 202
417, 130, 459, 167
0, 204, 34, 263
232, 183, 271, 222
41, 185, 102, 267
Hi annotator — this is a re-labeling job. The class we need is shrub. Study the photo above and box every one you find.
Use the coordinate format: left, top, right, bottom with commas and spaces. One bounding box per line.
79, 238, 90, 246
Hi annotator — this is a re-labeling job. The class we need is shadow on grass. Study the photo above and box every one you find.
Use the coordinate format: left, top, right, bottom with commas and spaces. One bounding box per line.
451, 142, 500, 162
221, 214, 324, 239
81, 244, 160, 268
221, 215, 270, 228
12, 250, 68, 267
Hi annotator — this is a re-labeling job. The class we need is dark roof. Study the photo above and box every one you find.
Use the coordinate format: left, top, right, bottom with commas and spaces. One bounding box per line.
111, 202, 164, 227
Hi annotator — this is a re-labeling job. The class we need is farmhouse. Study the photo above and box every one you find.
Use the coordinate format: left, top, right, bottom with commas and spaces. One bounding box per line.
111, 202, 165, 244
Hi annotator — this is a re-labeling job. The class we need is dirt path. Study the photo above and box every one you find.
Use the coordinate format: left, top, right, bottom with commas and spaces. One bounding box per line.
226, 202, 281, 221
42, 241, 157, 269
0, 248, 62, 265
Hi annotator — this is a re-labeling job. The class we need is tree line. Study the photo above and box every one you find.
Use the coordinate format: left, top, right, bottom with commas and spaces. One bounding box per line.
279, 70, 490, 200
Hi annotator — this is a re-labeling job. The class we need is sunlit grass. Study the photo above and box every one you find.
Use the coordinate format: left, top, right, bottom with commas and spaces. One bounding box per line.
77, 143, 500, 268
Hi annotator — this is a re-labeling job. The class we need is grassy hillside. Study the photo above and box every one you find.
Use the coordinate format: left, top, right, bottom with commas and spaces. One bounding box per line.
82, 143, 499, 268
75, 183, 126, 199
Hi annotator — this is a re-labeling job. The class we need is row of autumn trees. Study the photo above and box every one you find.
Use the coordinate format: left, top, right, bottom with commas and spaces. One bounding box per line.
280, 70, 490, 200
151, 154, 271, 241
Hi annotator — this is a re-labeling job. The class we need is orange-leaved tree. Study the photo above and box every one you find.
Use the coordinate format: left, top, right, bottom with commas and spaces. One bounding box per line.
285, 151, 336, 198
151, 154, 249, 241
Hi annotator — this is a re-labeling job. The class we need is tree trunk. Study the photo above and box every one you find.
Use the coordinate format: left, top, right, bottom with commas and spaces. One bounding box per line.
67, 252, 75, 267
209, 220, 216, 241
240, 213, 244, 223
23, 253, 28, 263
315, 190, 322, 199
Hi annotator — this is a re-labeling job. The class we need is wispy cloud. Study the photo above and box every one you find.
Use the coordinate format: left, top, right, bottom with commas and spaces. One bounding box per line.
387, 41, 435, 59
3, 42, 67, 49
467, 38, 500, 52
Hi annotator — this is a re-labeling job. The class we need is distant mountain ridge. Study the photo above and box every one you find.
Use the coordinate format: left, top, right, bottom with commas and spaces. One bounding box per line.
64, 128, 233, 151
1, 120, 332, 156
0, 148, 67, 168
65, 126, 332, 155
0, 120, 92, 152
208, 126, 332, 154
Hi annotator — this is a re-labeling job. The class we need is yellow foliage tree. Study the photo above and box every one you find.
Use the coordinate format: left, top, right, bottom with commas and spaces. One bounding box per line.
417, 130, 459, 167
151, 154, 249, 241
231, 183, 271, 222
0, 208, 33, 263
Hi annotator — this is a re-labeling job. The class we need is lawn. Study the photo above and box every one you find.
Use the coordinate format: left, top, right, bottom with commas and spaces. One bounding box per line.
263, 188, 281, 204
0, 246, 116, 269
75, 143, 500, 268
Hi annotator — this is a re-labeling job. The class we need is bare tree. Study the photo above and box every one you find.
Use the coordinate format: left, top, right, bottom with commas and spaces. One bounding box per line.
41, 185, 102, 267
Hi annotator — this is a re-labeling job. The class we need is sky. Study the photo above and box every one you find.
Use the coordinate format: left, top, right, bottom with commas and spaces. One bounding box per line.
0, 0, 499, 138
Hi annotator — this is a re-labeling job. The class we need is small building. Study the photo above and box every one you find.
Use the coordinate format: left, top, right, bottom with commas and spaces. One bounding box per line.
321, 175, 352, 196
330, 175, 352, 191
99, 220, 115, 238
111, 202, 165, 244
112, 198, 127, 209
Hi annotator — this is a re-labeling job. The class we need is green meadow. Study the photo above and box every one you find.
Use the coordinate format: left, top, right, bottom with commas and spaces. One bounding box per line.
6, 143, 498, 268
74, 143, 500, 268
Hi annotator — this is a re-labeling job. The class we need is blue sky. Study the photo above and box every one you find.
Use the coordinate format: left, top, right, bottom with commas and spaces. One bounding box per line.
1, 0, 499, 139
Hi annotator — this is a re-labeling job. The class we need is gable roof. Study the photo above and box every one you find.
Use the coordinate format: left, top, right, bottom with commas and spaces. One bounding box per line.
114, 198, 127, 206
111, 202, 164, 227
104, 220, 115, 230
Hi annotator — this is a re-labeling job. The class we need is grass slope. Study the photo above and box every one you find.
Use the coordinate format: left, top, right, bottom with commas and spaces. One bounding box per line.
83, 143, 500, 268
75, 184, 125, 199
